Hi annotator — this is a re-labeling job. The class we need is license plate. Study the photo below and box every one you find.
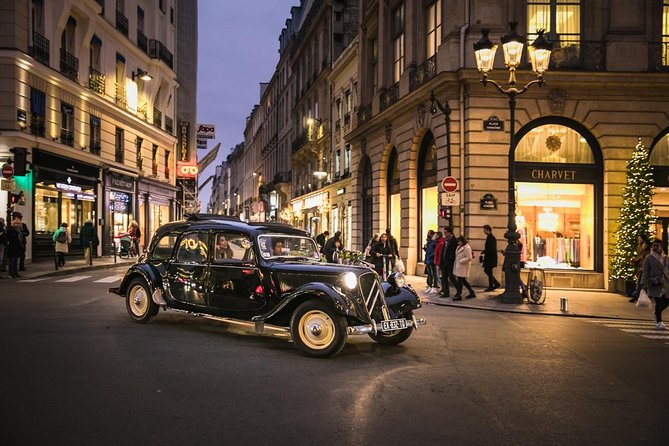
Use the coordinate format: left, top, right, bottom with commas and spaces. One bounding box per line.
380, 318, 408, 331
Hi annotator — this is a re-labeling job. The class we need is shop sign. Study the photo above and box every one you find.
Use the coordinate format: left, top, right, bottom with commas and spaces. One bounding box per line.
480, 193, 498, 210
110, 173, 134, 192
440, 192, 460, 206
110, 191, 131, 213
56, 180, 82, 193
196, 123, 216, 139
515, 163, 593, 183
304, 192, 326, 209
1, 179, 16, 191
179, 121, 191, 162
178, 164, 199, 178
197, 139, 208, 150
483, 116, 504, 131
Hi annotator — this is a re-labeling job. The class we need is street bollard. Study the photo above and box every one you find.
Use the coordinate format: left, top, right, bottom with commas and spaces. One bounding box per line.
54, 246, 59, 271
560, 297, 569, 312
88, 241, 93, 266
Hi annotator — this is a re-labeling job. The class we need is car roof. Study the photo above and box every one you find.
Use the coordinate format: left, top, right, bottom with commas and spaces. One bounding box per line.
153, 214, 311, 239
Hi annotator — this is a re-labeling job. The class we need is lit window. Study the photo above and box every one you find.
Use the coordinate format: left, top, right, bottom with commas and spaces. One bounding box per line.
663, 1, 669, 65
527, 0, 580, 58
392, 4, 405, 83
426, 0, 442, 58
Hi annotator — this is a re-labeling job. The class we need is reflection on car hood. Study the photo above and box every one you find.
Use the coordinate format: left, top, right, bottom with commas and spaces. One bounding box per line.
269, 261, 373, 295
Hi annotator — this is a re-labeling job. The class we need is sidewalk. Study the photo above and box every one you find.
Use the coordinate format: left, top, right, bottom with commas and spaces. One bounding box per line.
3, 256, 137, 280
404, 275, 656, 321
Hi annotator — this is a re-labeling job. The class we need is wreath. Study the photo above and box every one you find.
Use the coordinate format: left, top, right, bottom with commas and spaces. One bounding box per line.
546, 135, 562, 152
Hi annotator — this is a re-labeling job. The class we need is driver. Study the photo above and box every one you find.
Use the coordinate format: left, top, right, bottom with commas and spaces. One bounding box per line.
272, 239, 285, 256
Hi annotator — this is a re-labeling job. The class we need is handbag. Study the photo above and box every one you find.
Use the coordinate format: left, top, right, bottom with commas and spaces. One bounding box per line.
636, 289, 651, 308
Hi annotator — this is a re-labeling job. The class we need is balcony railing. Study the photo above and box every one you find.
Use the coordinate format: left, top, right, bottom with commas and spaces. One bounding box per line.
115, 82, 127, 109
153, 107, 162, 129
165, 116, 173, 135
60, 128, 74, 147
137, 99, 148, 121
59, 48, 79, 82
649, 41, 669, 72
149, 39, 173, 69
409, 55, 436, 92
545, 41, 605, 71
343, 112, 351, 127
292, 131, 308, 153
137, 30, 148, 53
116, 10, 129, 36
30, 114, 45, 137
88, 67, 105, 95
379, 82, 399, 112
90, 141, 101, 155
357, 103, 372, 126
29, 31, 50, 66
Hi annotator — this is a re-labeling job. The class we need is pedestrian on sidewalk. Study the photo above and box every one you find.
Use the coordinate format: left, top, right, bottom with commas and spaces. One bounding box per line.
630, 234, 651, 303
437, 226, 458, 298
13, 212, 30, 271
80, 220, 99, 263
316, 230, 329, 253
323, 231, 342, 263
640, 239, 669, 330
364, 233, 379, 262
128, 220, 141, 257
424, 230, 438, 293
453, 236, 476, 300
481, 224, 501, 291
53, 223, 72, 267
371, 233, 393, 279
5, 219, 24, 278
0, 218, 7, 278
385, 228, 400, 270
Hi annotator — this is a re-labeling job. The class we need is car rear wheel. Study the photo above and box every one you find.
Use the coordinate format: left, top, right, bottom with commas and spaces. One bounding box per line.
369, 310, 414, 345
290, 300, 347, 358
126, 278, 159, 323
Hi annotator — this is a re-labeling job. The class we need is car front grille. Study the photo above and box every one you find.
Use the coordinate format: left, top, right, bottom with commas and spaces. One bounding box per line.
358, 271, 390, 321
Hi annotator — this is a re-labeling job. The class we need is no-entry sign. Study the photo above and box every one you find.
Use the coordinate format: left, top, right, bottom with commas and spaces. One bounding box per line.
2, 164, 13, 179
441, 176, 458, 192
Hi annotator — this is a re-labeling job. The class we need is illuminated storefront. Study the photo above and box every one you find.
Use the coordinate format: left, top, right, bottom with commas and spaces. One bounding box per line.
291, 191, 328, 236
418, 133, 438, 261
32, 150, 99, 258
651, 129, 669, 252
138, 177, 177, 251
103, 171, 136, 253
514, 121, 602, 271
387, 149, 401, 247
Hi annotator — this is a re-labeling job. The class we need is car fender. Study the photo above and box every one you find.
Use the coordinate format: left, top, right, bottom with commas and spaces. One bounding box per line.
118, 264, 164, 299
381, 283, 421, 317
253, 282, 358, 323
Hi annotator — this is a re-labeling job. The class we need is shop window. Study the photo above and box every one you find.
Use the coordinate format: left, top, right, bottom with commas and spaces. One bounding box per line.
527, 0, 581, 60
110, 191, 132, 237
344, 144, 351, 175
115, 127, 124, 162
387, 149, 401, 248
89, 116, 101, 155
371, 37, 378, 94
515, 124, 593, 164
35, 186, 59, 233
392, 3, 405, 83
426, 0, 442, 58
663, 2, 669, 66
418, 133, 438, 261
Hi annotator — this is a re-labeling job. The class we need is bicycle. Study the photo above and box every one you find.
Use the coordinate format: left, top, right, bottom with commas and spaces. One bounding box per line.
524, 267, 547, 305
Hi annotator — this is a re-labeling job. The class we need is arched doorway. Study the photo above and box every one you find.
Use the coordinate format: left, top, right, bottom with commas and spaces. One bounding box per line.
417, 132, 438, 261
514, 118, 603, 272
650, 129, 669, 252
387, 148, 401, 247
361, 156, 373, 250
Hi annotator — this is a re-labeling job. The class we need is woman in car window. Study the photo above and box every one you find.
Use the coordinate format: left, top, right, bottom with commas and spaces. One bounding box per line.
215, 235, 234, 260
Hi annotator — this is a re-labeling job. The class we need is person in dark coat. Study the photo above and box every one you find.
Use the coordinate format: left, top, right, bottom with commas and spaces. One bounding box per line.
385, 228, 399, 270
424, 231, 439, 293
370, 233, 393, 278
482, 224, 501, 291
323, 231, 342, 263
438, 226, 458, 298
641, 240, 669, 330
80, 220, 99, 263
5, 219, 24, 278
12, 212, 29, 271
316, 231, 329, 253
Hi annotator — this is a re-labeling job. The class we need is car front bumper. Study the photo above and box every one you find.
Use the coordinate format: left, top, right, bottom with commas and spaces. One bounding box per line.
347, 315, 427, 335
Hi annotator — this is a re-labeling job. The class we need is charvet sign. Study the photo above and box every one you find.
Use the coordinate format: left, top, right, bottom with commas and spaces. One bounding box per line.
515, 162, 595, 183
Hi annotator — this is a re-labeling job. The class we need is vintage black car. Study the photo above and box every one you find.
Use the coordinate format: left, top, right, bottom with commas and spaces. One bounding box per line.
110, 214, 426, 357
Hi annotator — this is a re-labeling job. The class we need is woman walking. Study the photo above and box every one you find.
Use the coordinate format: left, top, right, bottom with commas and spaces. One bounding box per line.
641, 240, 669, 330
370, 233, 393, 279
424, 232, 439, 293
53, 222, 72, 267
453, 235, 476, 300
364, 233, 379, 262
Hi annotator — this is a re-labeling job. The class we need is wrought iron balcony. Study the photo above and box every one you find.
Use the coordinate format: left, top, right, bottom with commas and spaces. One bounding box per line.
149, 39, 173, 69
90, 141, 101, 155
88, 67, 105, 95
30, 114, 45, 137
409, 55, 436, 92
165, 116, 173, 135
137, 30, 148, 53
649, 42, 669, 72
544, 41, 605, 71
379, 82, 399, 112
59, 48, 79, 82
29, 31, 50, 66
137, 99, 148, 121
356, 103, 372, 126
60, 128, 74, 147
115, 82, 127, 109
116, 10, 129, 36
153, 107, 162, 129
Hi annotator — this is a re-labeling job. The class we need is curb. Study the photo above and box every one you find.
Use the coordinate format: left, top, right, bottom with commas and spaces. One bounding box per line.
21, 260, 135, 279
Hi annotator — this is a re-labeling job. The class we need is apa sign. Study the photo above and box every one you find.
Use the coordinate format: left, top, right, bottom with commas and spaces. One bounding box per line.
196, 123, 216, 139
178, 165, 199, 178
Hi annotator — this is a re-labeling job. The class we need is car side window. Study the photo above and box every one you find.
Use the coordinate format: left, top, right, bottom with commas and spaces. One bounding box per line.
213, 232, 254, 264
151, 234, 178, 260
176, 233, 209, 263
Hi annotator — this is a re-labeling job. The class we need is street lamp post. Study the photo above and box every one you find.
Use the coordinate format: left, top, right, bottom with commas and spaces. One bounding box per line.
473, 22, 552, 304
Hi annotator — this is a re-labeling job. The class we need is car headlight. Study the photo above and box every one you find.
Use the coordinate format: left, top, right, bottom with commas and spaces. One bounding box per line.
343, 271, 358, 290
394, 272, 406, 288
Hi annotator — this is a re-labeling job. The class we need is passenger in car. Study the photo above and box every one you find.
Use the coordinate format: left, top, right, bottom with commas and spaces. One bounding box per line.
215, 235, 234, 260
272, 239, 285, 256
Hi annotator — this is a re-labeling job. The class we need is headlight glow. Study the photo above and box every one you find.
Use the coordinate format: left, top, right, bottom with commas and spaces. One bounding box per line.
343, 271, 358, 290
394, 273, 406, 288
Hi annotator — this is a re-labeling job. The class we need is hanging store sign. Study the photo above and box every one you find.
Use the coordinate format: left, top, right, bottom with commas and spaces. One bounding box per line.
109, 173, 134, 192
179, 121, 191, 162
196, 123, 216, 139
483, 116, 504, 131
480, 193, 498, 210
178, 164, 199, 178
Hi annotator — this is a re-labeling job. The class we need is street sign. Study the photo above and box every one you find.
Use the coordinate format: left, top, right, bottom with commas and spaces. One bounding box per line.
440, 192, 460, 206
441, 176, 458, 192
0, 179, 16, 191
2, 163, 14, 179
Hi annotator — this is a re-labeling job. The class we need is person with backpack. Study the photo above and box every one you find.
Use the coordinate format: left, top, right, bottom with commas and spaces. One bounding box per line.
80, 220, 99, 263
53, 222, 72, 267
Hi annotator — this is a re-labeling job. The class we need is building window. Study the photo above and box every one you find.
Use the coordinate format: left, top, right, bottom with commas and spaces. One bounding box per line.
137, 6, 145, 32
663, 1, 669, 65
89, 116, 101, 155
89, 36, 102, 71
136, 137, 143, 169
115, 53, 127, 108
152, 144, 158, 175
527, 0, 581, 57
387, 149, 401, 248
115, 127, 124, 163
344, 144, 351, 175
170, 6, 174, 25
159, 0, 165, 13
60, 103, 74, 147
335, 149, 341, 178
30, 88, 46, 137
426, 0, 442, 58
392, 3, 405, 83
164, 150, 170, 179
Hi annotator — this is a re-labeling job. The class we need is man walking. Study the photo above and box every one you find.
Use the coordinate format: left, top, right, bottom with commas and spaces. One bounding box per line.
323, 231, 342, 263
386, 228, 400, 270
438, 226, 458, 298
482, 224, 501, 291
13, 212, 29, 271
316, 230, 329, 253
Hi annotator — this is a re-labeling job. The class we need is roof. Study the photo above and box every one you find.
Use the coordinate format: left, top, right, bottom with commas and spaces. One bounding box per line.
154, 214, 310, 239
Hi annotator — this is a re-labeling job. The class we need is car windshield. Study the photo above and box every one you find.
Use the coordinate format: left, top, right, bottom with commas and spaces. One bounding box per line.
257, 234, 321, 261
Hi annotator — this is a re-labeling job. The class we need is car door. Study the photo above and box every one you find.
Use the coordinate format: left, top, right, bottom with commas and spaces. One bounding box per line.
207, 231, 265, 315
166, 231, 210, 306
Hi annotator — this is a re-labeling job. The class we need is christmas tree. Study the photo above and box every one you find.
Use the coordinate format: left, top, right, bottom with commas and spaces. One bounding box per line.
611, 139, 655, 280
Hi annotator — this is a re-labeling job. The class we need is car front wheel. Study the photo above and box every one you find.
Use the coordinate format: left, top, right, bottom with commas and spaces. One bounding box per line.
126, 278, 159, 323
369, 311, 414, 345
290, 300, 347, 358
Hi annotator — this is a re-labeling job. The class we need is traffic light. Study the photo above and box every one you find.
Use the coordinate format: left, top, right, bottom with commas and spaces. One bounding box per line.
439, 207, 447, 219
9, 192, 19, 205
10, 147, 28, 176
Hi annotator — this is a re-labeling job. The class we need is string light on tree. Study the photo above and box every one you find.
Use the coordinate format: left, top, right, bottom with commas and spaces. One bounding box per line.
611, 139, 655, 280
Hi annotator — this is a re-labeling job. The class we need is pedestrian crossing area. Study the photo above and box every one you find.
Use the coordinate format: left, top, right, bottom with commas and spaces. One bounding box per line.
588, 319, 669, 345
17, 274, 121, 284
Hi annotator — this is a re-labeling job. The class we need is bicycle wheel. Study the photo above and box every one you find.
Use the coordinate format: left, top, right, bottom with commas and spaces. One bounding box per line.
527, 269, 546, 305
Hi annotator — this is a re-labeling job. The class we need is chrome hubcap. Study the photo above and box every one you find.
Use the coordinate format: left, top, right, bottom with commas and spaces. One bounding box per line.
129, 285, 148, 316
298, 310, 335, 350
